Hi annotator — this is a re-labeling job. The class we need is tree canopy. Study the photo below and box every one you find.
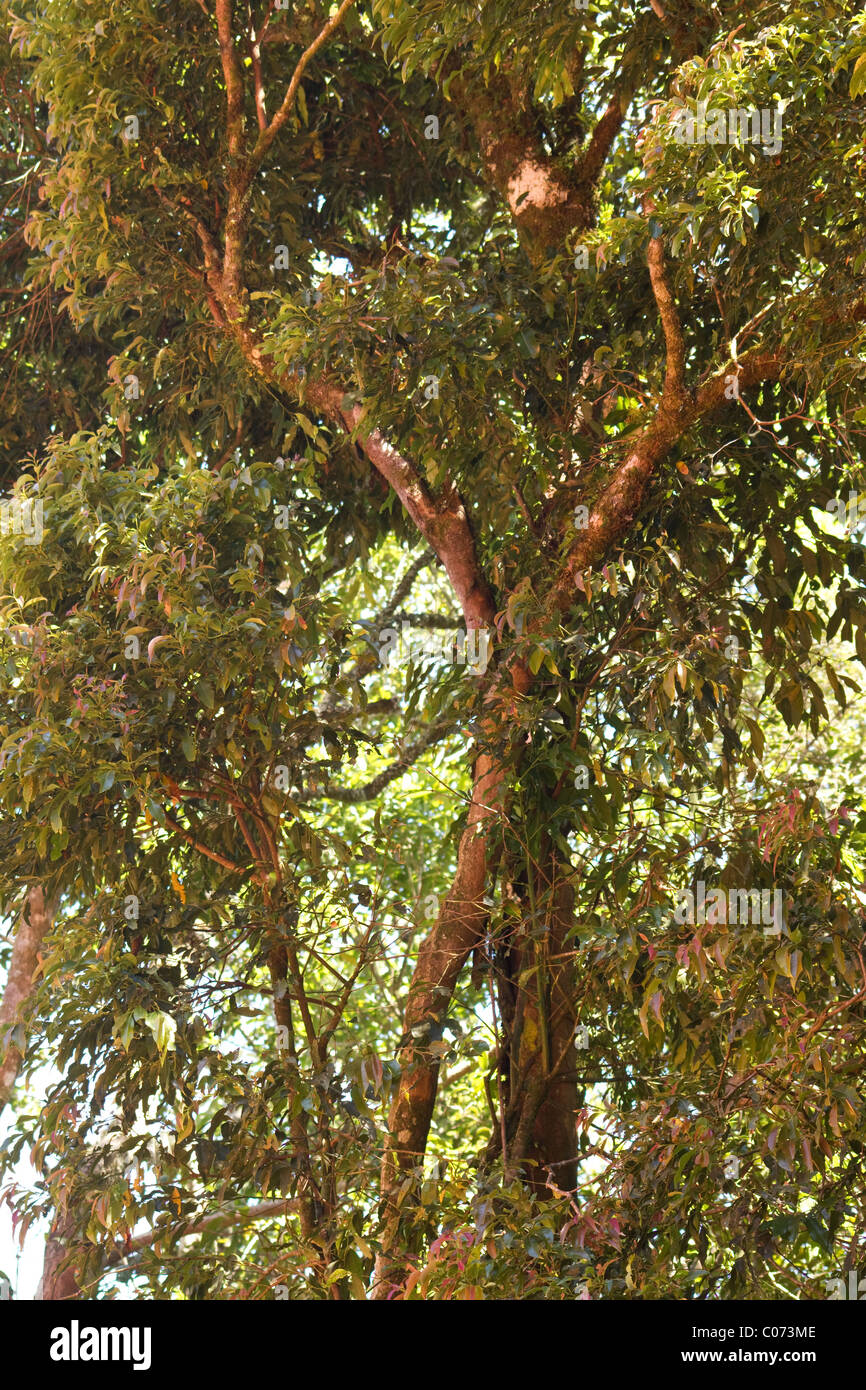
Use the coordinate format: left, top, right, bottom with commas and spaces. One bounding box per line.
1, 0, 866, 1302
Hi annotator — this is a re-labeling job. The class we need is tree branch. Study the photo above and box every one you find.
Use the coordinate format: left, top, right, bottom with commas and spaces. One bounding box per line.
551, 350, 789, 609
579, 95, 627, 189
645, 198, 687, 402
162, 811, 248, 874
95, 1198, 300, 1283
251, 0, 356, 169
295, 722, 452, 803
376, 548, 436, 627
305, 380, 495, 630
214, 0, 251, 308
215, 0, 246, 162
449, 66, 630, 258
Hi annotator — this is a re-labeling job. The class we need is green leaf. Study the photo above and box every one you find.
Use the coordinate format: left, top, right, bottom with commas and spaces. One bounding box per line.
147, 1012, 177, 1060
850, 53, 866, 99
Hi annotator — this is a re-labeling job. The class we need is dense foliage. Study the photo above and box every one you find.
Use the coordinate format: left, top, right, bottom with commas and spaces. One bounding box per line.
1, 0, 866, 1300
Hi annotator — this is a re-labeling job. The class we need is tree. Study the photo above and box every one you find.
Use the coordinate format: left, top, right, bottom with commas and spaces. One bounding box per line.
1, 0, 866, 1300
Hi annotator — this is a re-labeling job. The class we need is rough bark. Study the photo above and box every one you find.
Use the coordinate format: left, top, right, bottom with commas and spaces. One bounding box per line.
516, 861, 578, 1195
0, 884, 56, 1112
40, 1197, 87, 1301
449, 67, 626, 259
371, 746, 502, 1294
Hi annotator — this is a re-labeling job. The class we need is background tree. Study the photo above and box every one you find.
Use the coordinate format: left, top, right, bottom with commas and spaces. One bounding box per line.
1, 0, 866, 1300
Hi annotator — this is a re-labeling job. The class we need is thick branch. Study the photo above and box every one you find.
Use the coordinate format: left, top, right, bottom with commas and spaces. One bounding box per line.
220, 332, 500, 1300
305, 380, 495, 630
215, 0, 246, 161
215, 0, 250, 306
39, 1197, 299, 1296
580, 95, 627, 190
451, 69, 628, 257
646, 202, 687, 402
162, 811, 248, 874
454, 71, 591, 256
552, 351, 788, 609
215, 315, 493, 635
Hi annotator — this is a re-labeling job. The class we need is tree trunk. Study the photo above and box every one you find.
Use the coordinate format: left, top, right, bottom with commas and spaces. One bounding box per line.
507, 855, 577, 1193
0, 885, 56, 1112
371, 749, 501, 1296
39, 1211, 86, 1301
